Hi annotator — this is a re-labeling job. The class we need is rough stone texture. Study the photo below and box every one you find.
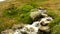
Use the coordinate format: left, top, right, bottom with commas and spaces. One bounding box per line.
39, 26, 50, 31
30, 11, 41, 21
30, 8, 48, 21
39, 17, 53, 26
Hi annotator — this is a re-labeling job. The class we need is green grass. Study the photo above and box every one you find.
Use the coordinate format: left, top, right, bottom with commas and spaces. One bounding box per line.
17, 4, 36, 24
47, 9, 60, 34
51, 24, 60, 34
3, 4, 19, 18
0, 0, 60, 34
47, 9, 60, 28
0, 4, 36, 32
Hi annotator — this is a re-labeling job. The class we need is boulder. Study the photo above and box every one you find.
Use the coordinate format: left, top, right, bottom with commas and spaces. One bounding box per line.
30, 8, 48, 21
40, 17, 53, 26
30, 11, 41, 21
39, 26, 50, 32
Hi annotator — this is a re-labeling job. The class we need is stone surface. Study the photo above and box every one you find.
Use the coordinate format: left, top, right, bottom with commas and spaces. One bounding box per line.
30, 11, 41, 21
30, 8, 48, 21
40, 17, 53, 26
39, 26, 50, 31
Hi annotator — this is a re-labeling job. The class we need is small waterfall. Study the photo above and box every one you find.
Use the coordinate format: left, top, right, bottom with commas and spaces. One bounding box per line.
1, 7, 53, 34
14, 29, 22, 34
13, 8, 53, 34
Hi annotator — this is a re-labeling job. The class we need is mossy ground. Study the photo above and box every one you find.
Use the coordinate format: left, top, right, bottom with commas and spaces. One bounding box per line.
0, 0, 60, 34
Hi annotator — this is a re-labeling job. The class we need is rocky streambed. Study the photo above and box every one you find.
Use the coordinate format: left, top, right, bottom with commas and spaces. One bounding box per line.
1, 7, 53, 34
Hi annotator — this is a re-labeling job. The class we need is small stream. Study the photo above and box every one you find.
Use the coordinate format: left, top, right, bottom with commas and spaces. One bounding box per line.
1, 7, 53, 34
13, 8, 53, 34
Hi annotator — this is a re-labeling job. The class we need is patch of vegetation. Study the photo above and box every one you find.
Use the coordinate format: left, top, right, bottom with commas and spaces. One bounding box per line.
20, 4, 34, 13
49, 17, 60, 28
47, 9, 60, 34
3, 4, 19, 18
47, 9, 60, 27
3, 4, 36, 24
0, 19, 18, 33
1, 0, 60, 34
0, 21, 3, 32
51, 24, 60, 34
26, 3, 38, 8
18, 4, 35, 24
47, 9, 57, 18
0, 3, 38, 32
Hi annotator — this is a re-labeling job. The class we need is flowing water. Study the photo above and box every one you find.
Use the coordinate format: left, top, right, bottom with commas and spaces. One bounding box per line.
1, 8, 53, 34
14, 8, 53, 34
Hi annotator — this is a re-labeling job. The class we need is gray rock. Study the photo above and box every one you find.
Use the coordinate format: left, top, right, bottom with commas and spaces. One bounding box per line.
30, 11, 41, 21
39, 17, 53, 26
39, 26, 50, 32
30, 8, 48, 21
